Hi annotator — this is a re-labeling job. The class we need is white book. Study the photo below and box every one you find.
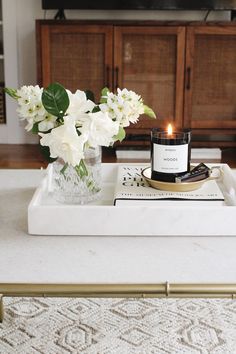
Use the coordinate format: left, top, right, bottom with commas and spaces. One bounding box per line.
191, 148, 222, 160
115, 148, 222, 161
114, 165, 225, 206
116, 149, 150, 160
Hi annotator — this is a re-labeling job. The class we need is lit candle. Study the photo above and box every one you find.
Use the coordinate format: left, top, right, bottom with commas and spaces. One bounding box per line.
151, 125, 191, 182
167, 123, 173, 136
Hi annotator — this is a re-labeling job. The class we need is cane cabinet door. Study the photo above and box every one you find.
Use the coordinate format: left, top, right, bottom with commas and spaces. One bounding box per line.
37, 23, 113, 102
114, 26, 186, 132
184, 26, 236, 130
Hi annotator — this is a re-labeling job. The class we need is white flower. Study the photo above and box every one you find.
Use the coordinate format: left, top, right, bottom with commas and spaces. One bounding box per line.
39, 117, 86, 166
38, 114, 58, 132
99, 88, 144, 128
16, 85, 57, 132
66, 89, 95, 121
24, 117, 35, 132
80, 111, 119, 147
17, 85, 42, 107
8, 83, 155, 168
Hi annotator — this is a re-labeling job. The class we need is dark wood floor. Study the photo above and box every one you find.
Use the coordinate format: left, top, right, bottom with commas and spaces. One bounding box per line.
0, 144, 236, 169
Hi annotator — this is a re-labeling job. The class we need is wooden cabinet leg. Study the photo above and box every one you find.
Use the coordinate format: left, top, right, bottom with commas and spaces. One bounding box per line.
0, 294, 3, 323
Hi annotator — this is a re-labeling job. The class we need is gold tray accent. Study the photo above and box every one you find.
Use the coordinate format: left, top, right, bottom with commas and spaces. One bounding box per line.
141, 167, 214, 192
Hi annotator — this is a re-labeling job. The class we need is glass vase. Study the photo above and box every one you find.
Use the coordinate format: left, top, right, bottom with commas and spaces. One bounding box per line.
50, 146, 102, 204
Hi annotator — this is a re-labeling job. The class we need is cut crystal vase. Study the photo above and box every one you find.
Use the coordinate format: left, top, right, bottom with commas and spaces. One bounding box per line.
50, 146, 102, 204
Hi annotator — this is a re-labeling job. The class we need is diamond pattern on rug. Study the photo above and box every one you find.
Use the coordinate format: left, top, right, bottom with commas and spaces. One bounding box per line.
56, 322, 103, 352
180, 320, 225, 352
7, 298, 48, 318
120, 325, 153, 347
1, 298, 236, 353
0, 327, 34, 348
110, 299, 158, 320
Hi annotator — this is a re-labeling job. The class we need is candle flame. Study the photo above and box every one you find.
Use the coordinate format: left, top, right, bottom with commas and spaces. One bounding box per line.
167, 124, 173, 135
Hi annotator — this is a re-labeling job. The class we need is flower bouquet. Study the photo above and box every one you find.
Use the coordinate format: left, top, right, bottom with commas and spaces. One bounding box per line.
5, 83, 156, 203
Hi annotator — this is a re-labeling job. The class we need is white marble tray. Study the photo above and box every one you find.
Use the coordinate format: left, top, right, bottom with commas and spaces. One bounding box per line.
28, 163, 236, 236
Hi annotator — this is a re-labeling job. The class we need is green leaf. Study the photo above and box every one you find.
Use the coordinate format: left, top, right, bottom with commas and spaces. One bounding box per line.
75, 159, 89, 179
143, 105, 156, 119
85, 89, 95, 103
31, 122, 39, 134
4, 88, 20, 100
60, 162, 69, 176
100, 87, 109, 103
114, 127, 126, 142
39, 145, 57, 163
75, 159, 100, 193
92, 106, 100, 113
42, 82, 69, 118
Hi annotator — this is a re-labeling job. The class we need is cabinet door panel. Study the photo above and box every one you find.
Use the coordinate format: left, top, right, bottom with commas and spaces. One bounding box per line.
114, 26, 185, 131
185, 26, 236, 129
38, 24, 113, 102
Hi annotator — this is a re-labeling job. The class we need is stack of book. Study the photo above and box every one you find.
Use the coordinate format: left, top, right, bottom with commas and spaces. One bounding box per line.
113, 165, 225, 206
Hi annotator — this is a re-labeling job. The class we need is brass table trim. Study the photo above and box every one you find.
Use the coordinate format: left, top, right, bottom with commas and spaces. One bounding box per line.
1, 283, 236, 322
1, 283, 236, 297
0, 294, 3, 323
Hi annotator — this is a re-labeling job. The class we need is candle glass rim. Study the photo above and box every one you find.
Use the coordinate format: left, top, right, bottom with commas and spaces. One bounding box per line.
151, 128, 191, 140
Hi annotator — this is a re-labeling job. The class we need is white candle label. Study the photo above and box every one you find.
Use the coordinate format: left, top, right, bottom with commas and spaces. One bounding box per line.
153, 143, 188, 173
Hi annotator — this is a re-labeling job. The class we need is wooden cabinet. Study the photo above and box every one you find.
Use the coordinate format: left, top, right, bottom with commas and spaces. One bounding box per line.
113, 26, 185, 136
185, 26, 236, 132
36, 20, 236, 147
37, 21, 184, 136
37, 23, 113, 102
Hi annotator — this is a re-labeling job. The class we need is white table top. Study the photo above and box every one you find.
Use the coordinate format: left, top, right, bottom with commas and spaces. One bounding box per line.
1, 168, 236, 284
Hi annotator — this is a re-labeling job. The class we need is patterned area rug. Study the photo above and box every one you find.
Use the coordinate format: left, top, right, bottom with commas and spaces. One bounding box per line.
1, 297, 236, 353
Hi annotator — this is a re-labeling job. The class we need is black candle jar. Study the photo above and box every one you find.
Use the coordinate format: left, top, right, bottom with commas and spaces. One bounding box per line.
151, 128, 191, 183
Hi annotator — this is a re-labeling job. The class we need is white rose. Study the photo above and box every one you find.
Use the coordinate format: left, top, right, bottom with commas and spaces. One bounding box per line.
80, 111, 119, 147
66, 89, 95, 121
39, 117, 87, 166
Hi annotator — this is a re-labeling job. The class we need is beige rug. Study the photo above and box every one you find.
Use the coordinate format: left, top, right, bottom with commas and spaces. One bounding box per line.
1, 297, 236, 353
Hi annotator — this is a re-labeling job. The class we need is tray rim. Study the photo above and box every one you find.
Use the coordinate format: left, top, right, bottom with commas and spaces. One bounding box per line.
29, 162, 235, 208
28, 163, 236, 236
